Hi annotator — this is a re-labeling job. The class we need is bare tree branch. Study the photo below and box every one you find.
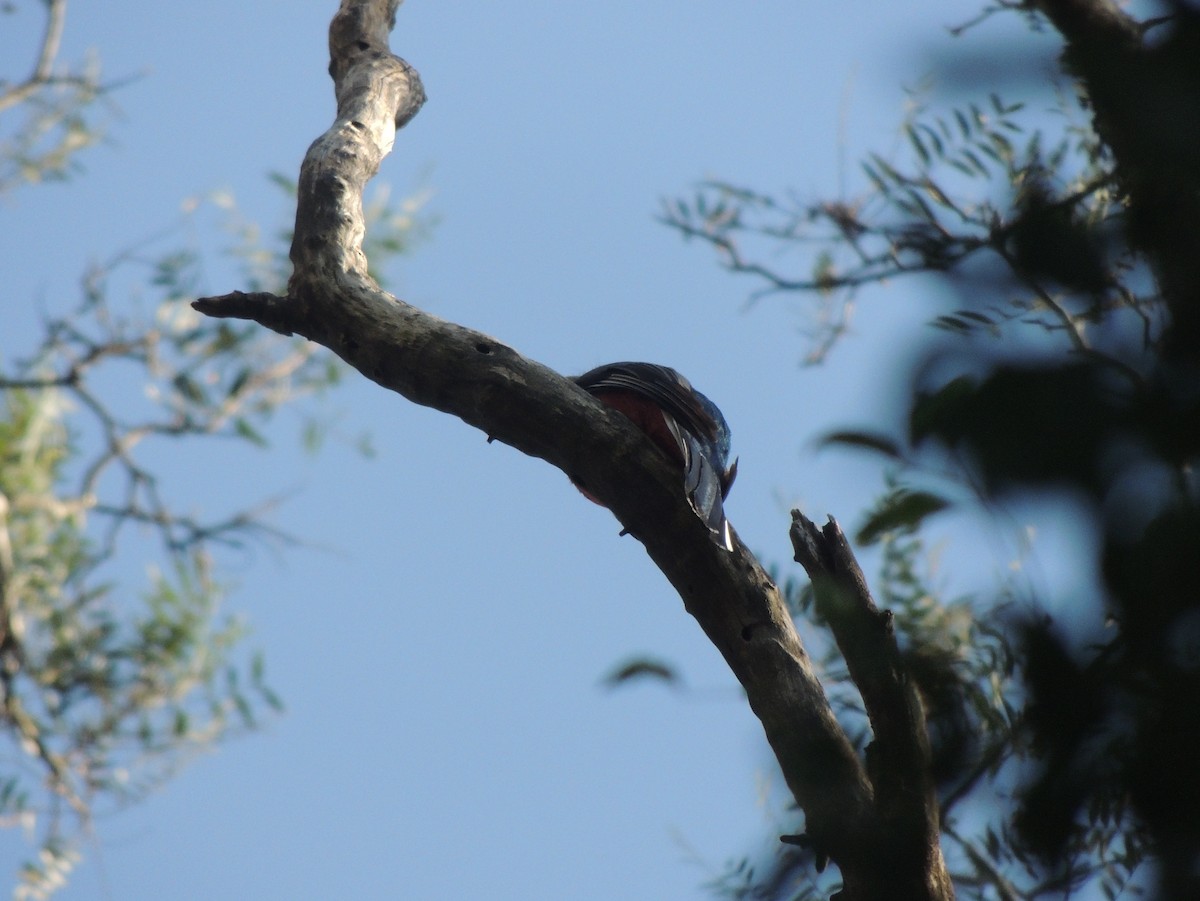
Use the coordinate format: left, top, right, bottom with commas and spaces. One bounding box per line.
0, 0, 69, 113
193, 3, 958, 897
791, 511, 952, 899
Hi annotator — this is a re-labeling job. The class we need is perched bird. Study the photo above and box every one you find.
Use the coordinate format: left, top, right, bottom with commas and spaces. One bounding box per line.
572, 362, 737, 550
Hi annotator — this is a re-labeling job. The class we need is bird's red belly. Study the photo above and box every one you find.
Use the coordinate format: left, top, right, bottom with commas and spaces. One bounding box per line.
590, 389, 684, 465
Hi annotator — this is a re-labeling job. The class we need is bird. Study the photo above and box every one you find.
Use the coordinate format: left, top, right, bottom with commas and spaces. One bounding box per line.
572, 361, 737, 550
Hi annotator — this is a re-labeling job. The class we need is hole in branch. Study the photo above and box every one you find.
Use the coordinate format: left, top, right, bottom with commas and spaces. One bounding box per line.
475, 342, 493, 354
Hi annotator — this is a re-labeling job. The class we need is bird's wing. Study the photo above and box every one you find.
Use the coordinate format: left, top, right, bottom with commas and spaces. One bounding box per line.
574, 362, 720, 443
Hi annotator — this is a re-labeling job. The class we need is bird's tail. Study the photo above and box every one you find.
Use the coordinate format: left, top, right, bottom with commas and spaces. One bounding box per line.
666, 418, 734, 551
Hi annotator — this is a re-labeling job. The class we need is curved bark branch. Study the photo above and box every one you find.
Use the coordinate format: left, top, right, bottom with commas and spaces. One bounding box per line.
194, 2, 952, 897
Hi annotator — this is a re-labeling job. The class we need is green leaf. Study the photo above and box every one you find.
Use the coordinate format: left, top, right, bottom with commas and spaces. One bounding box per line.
988, 130, 1014, 161
172, 372, 207, 405
300, 418, 325, 454
954, 108, 971, 138
901, 186, 937, 222
906, 124, 931, 166
857, 488, 951, 545
861, 160, 888, 194
234, 417, 268, 447
958, 310, 995, 325
918, 123, 946, 159
234, 692, 254, 726
818, 430, 903, 459
932, 314, 972, 335
354, 432, 377, 459
600, 657, 679, 690
869, 153, 904, 185
910, 375, 977, 443
266, 170, 298, 197
226, 367, 251, 398
960, 148, 990, 177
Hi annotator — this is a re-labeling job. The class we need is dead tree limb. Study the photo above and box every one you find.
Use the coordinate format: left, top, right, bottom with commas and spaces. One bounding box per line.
792, 512, 952, 899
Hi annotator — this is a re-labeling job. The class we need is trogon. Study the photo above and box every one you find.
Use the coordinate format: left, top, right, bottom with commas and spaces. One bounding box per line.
573, 362, 737, 550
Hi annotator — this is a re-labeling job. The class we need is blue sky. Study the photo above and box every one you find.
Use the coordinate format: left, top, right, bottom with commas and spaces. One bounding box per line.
2, 2, 1093, 899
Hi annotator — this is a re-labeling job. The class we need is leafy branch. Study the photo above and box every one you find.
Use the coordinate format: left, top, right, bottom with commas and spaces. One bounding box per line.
661, 86, 1159, 368
1, 168, 431, 896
